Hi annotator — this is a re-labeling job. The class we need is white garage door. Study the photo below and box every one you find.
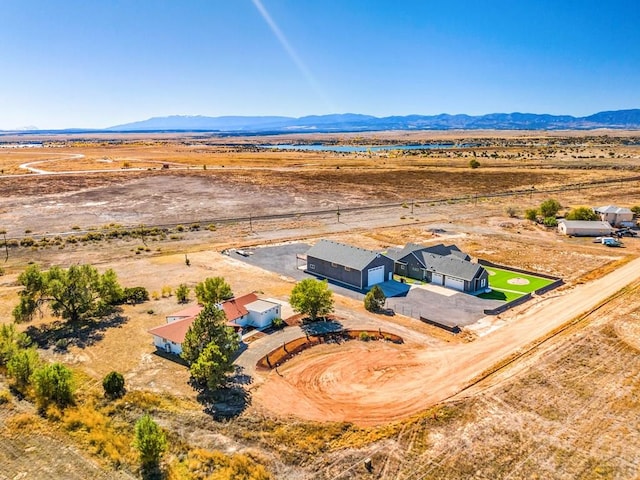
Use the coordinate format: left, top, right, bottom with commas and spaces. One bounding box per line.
367, 265, 385, 287
432, 273, 444, 285
445, 276, 465, 291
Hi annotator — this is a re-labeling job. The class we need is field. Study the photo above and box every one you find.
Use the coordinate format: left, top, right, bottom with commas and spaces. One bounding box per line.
0, 130, 639, 478
481, 266, 556, 301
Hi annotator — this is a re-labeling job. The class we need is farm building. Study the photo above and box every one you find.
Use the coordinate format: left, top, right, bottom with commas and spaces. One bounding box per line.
594, 205, 634, 227
148, 294, 281, 354
305, 239, 395, 290
558, 220, 614, 236
387, 243, 488, 293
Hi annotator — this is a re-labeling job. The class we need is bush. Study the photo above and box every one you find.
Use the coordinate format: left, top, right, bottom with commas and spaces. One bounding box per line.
102, 371, 125, 398
565, 206, 598, 221
524, 208, 538, 222
121, 287, 149, 305
32, 363, 75, 410
271, 317, 284, 329
7, 348, 40, 390
543, 216, 558, 227
359, 332, 371, 342
505, 206, 517, 218
469, 159, 481, 169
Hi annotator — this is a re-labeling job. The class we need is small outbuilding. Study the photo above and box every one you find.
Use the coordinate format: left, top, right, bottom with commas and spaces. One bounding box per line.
305, 239, 395, 290
558, 220, 614, 236
594, 205, 634, 227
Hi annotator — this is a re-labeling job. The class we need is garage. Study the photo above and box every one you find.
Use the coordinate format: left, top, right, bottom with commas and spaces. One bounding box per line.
445, 276, 465, 291
367, 265, 385, 287
432, 273, 444, 285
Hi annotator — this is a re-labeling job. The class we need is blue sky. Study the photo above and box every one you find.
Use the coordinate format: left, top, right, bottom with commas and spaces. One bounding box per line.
1, 0, 639, 129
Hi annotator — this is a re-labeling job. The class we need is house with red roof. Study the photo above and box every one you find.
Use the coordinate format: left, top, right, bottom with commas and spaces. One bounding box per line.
148, 294, 282, 355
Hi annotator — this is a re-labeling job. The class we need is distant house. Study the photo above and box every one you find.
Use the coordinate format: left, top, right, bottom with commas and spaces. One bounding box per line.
305, 239, 395, 290
594, 205, 634, 227
387, 243, 488, 293
558, 220, 614, 237
148, 294, 281, 354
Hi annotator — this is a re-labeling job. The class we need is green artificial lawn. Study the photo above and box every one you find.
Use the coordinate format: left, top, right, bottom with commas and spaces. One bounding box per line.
478, 267, 555, 302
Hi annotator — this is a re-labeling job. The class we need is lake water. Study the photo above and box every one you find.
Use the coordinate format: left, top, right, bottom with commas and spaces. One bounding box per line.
260, 143, 466, 153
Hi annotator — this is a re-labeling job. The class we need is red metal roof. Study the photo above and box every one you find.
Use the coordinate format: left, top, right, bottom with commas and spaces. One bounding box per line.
148, 316, 195, 344
166, 304, 203, 319
220, 293, 258, 322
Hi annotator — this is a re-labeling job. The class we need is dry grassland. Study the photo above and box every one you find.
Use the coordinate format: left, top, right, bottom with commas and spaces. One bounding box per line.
0, 131, 639, 478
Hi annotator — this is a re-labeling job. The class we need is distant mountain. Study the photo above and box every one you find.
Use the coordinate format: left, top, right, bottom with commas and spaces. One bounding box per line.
106, 109, 640, 133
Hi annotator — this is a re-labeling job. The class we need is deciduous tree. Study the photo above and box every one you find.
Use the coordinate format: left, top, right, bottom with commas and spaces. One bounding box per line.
12, 264, 124, 323
539, 198, 561, 218
289, 278, 334, 321
195, 277, 233, 305
565, 206, 598, 221
175, 284, 190, 304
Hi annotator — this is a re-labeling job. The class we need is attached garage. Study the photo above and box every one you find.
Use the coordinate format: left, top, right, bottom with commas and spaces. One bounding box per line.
432, 273, 444, 285
444, 276, 465, 291
367, 265, 385, 287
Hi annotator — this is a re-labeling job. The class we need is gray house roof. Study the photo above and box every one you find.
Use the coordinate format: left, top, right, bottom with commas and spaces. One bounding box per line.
306, 240, 389, 271
418, 252, 484, 281
559, 220, 613, 230
386, 243, 469, 261
594, 205, 632, 214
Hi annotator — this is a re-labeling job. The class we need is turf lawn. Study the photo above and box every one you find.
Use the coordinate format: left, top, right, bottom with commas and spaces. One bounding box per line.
478, 267, 555, 302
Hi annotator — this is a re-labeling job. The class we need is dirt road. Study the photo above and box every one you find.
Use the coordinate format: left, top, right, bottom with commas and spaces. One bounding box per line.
254, 255, 640, 425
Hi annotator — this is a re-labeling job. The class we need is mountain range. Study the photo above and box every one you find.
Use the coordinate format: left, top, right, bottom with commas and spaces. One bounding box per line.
106, 109, 640, 133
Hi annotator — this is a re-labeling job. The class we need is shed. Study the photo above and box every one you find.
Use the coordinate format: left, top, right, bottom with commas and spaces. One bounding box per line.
558, 220, 614, 236
305, 239, 394, 290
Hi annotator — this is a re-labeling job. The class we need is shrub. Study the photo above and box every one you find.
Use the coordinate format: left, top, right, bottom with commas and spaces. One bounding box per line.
524, 208, 538, 222
20, 237, 35, 247
359, 332, 371, 341
121, 287, 149, 305
271, 317, 284, 329
469, 159, 481, 169
7, 348, 40, 390
543, 216, 558, 227
102, 371, 125, 398
505, 206, 517, 218
175, 225, 185, 232
161, 286, 172, 298
32, 363, 75, 410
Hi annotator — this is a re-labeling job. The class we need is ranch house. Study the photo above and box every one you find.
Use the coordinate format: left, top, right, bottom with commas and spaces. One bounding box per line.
594, 205, 634, 227
305, 239, 395, 290
148, 293, 281, 355
387, 243, 488, 293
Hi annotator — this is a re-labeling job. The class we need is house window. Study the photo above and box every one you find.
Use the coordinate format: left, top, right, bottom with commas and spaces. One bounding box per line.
309, 264, 315, 270
400, 265, 406, 270
481, 279, 486, 287
162, 338, 167, 343
344, 266, 350, 271
331, 262, 337, 267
